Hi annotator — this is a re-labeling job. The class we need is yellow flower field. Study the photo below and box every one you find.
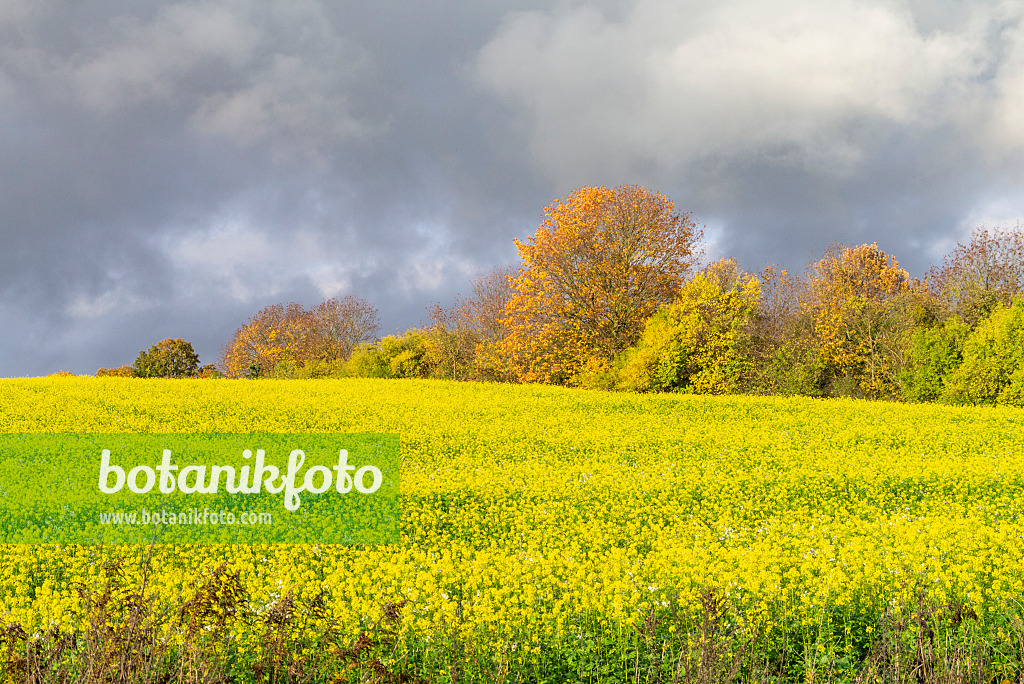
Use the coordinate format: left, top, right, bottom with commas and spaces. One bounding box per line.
1, 377, 1023, 681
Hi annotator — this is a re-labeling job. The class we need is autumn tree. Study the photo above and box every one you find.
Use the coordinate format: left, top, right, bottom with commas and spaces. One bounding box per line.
425, 298, 478, 380
500, 185, 702, 384
742, 265, 823, 395
305, 295, 381, 362
469, 265, 516, 346
196, 364, 223, 379
218, 297, 379, 378
749, 265, 805, 351
467, 266, 517, 381
132, 338, 201, 378
891, 224, 1024, 400
425, 265, 516, 381
96, 365, 133, 377
928, 223, 1024, 326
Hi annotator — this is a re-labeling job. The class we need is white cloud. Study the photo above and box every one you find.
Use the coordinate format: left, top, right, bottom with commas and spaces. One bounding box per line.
65, 283, 152, 320
0, 0, 50, 31
988, 2, 1024, 148
305, 263, 353, 300
475, 0, 989, 183
168, 220, 274, 269
162, 222, 297, 302
159, 219, 381, 304
959, 198, 1024, 236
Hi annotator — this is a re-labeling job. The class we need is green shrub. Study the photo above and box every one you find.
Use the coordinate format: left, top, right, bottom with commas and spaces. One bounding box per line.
899, 317, 969, 402
941, 298, 1024, 405
618, 260, 760, 394
344, 330, 431, 379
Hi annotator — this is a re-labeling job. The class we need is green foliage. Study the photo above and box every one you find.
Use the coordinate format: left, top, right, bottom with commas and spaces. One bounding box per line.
616, 308, 687, 393
131, 338, 200, 378
1000, 366, 1024, 407
900, 317, 969, 403
270, 359, 300, 378
269, 358, 346, 379
745, 342, 826, 397
247, 359, 263, 379
617, 259, 760, 393
302, 359, 347, 378
196, 364, 223, 379
343, 344, 387, 379
344, 330, 431, 379
941, 298, 1024, 406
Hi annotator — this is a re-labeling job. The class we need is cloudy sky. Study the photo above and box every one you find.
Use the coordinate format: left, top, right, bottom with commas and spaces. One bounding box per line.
2, 0, 1023, 376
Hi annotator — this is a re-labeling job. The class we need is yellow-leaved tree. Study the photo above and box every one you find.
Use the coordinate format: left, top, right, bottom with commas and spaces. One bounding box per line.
218, 303, 309, 379
500, 185, 702, 384
617, 258, 760, 393
803, 243, 914, 397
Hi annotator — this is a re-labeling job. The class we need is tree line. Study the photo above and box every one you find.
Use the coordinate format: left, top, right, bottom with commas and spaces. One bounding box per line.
97, 184, 1024, 406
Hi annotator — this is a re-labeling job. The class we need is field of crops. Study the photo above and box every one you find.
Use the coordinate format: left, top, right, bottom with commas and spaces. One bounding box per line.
1, 377, 1023, 682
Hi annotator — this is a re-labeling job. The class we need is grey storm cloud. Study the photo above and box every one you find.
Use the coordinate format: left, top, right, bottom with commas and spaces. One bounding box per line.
1, 0, 1023, 376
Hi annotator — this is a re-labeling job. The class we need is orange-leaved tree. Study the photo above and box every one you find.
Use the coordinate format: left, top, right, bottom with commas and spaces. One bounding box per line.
96, 364, 134, 377
500, 185, 702, 384
218, 297, 379, 378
